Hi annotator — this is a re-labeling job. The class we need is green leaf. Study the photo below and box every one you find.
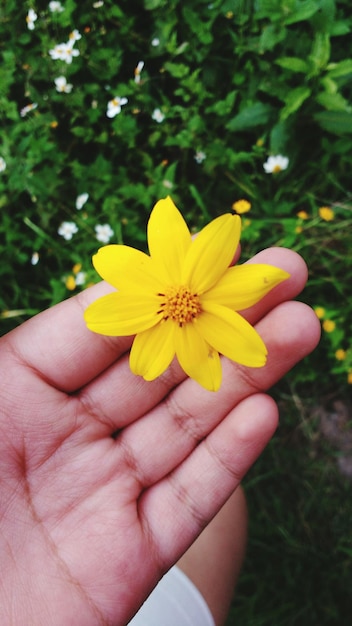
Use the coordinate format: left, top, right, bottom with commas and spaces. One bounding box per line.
275, 57, 309, 73
259, 24, 286, 52
311, 0, 336, 31
316, 92, 350, 112
163, 61, 190, 78
330, 20, 350, 36
182, 7, 213, 45
314, 111, 352, 135
309, 32, 331, 74
226, 103, 273, 131
280, 86, 311, 120
207, 91, 237, 116
144, 0, 167, 9
270, 121, 290, 154
327, 59, 352, 78
283, 1, 319, 25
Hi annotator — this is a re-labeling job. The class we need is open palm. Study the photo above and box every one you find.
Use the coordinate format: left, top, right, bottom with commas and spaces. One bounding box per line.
0, 247, 320, 625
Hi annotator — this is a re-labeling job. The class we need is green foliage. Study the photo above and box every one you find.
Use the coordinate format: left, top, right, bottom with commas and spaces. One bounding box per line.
1, 2, 352, 622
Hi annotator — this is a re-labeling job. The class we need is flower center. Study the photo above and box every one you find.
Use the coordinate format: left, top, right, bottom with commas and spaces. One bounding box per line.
158, 286, 202, 326
273, 165, 282, 173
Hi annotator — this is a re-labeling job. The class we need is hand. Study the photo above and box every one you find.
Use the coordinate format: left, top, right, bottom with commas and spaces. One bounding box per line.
0, 247, 320, 625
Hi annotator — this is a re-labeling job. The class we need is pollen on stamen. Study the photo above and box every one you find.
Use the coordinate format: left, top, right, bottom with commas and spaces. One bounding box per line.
158, 286, 202, 325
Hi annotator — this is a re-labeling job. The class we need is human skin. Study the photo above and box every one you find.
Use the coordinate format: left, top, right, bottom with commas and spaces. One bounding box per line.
0, 247, 320, 625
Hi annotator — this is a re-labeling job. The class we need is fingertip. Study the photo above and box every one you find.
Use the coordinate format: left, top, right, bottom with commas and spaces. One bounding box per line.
295, 301, 322, 353
234, 393, 279, 445
248, 246, 308, 296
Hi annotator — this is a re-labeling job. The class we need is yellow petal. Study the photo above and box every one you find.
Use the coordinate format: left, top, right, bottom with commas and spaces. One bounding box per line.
84, 292, 160, 336
92, 245, 162, 293
130, 319, 176, 380
203, 264, 290, 311
182, 213, 241, 294
147, 196, 192, 284
197, 303, 267, 367
175, 323, 222, 391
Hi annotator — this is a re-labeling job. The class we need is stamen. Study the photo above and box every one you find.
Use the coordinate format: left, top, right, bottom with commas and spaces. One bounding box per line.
158, 286, 202, 325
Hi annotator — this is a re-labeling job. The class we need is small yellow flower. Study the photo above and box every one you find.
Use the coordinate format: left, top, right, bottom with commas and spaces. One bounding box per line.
84, 197, 290, 391
314, 307, 325, 319
335, 349, 346, 361
323, 319, 336, 333
319, 206, 334, 221
297, 210, 309, 220
73, 263, 82, 274
348, 372, 352, 385
295, 226, 303, 234
65, 275, 76, 291
50, 121, 59, 128
232, 199, 251, 215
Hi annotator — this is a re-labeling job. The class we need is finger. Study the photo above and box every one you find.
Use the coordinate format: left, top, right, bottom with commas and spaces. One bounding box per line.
243, 247, 308, 323
139, 393, 278, 566
0, 282, 133, 393
114, 301, 320, 486
1, 247, 306, 399
77, 247, 309, 429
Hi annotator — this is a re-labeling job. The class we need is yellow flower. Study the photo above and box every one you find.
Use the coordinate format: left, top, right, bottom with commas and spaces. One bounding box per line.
335, 349, 346, 361
232, 199, 251, 215
348, 372, 352, 385
297, 210, 309, 220
314, 306, 325, 319
295, 226, 303, 234
84, 197, 289, 391
319, 206, 334, 221
323, 319, 336, 333
73, 263, 82, 274
65, 275, 76, 291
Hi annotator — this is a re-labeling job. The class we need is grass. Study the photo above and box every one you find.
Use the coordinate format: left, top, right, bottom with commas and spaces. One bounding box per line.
226, 383, 352, 626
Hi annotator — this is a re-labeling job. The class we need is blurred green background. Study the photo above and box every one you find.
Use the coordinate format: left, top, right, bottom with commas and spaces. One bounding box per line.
1, 1, 352, 624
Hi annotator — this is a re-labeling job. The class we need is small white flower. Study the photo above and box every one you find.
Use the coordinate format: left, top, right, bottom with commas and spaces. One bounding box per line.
95, 224, 114, 244
74, 271, 86, 286
26, 8, 38, 30
49, 42, 80, 64
76, 192, 89, 210
31, 252, 40, 265
49, 1, 64, 12
152, 108, 165, 123
54, 76, 73, 93
58, 221, 78, 240
106, 96, 128, 118
134, 61, 144, 84
263, 155, 289, 174
20, 102, 38, 117
194, 150, 206, 164
0, 157, 6, 172
93, 1, 104, 7
68, 29, 81, 43
151, 38, 160, 47
49, 43, 66, 61
163, 180, 173, 190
